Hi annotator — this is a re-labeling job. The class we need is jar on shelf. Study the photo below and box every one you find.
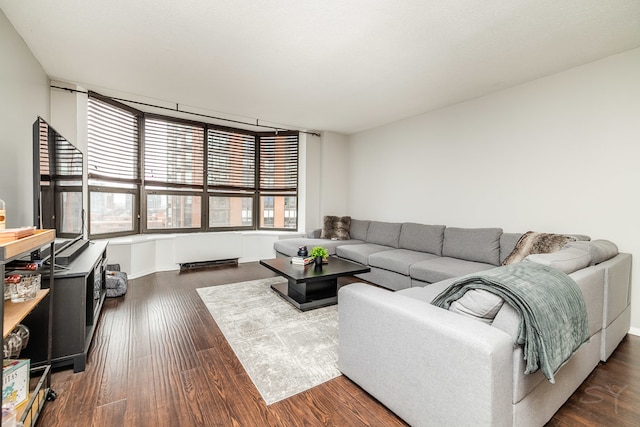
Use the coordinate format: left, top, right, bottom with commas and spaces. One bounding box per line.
0, 198, 6, 229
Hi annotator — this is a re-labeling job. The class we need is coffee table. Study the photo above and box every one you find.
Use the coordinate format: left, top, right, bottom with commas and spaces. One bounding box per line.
260, 257, 370, 311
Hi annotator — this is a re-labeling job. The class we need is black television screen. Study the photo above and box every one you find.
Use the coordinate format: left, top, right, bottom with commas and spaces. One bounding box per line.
33, 117, 84, 243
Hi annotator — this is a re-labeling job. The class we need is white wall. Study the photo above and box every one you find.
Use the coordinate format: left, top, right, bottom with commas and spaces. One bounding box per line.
0, 10, 50, 227
348, 48, 640, 329
320, 132, 350, 217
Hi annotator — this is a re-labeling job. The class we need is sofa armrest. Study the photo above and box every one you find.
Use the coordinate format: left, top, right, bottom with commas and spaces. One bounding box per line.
338, 283, 514, 427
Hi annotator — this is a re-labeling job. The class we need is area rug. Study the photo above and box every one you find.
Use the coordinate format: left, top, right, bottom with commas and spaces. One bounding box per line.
196, 277, 340, 405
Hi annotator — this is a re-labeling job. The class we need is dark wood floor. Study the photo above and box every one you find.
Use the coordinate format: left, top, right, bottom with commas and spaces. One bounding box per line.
36, 262, 639, 426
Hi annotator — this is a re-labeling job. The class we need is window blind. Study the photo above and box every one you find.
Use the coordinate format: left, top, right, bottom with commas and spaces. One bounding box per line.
38, 118, 50, 180
145, 118, 204, 188
88, 97, 139, 182
207, 128, 255, 190
259, 132, 298, 191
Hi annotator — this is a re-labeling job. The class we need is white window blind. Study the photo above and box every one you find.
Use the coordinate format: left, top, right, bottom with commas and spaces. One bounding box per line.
259, 132, 298, 192
207, 128, 255, 190
145, 118, 204, 188
88, 97, 139, 183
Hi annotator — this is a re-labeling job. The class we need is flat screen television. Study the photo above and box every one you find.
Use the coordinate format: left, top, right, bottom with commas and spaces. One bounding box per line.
32, 117, 84, 259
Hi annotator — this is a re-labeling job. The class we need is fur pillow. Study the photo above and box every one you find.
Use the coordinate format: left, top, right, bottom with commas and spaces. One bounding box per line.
320, 215, 351, 240
502, 231, 576, 265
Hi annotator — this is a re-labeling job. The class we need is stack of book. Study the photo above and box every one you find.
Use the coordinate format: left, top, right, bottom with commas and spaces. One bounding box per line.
290, 256, 313, 265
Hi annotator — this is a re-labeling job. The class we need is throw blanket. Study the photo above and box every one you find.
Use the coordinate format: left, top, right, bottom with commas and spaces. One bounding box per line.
431, 263, 589, 383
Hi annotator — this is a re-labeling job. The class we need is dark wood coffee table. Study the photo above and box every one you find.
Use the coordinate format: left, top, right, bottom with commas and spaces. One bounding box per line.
260, 257, 370, 311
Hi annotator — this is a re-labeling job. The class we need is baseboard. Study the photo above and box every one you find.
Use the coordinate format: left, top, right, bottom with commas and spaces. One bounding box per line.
628, 327, 640, 337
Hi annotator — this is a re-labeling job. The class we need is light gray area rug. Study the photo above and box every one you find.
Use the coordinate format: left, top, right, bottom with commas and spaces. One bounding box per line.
196, 277, 340, 405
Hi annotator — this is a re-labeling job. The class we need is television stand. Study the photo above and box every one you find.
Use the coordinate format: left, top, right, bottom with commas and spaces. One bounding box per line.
55, 239, 90, 266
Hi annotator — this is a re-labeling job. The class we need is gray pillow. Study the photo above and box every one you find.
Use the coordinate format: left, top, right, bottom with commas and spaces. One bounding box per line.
449, 289, 505, 324
565, 240, 618, 265
525, 247, 592, 274
320, 215, 351, 240
502, 231, 576, 265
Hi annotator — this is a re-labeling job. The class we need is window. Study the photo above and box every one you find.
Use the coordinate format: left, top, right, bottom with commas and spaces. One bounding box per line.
206, 128, 256, 230
144, 117, 204, 231
258, 133, 298, 230
87, 94, 140, 237
86, 92, 298, 238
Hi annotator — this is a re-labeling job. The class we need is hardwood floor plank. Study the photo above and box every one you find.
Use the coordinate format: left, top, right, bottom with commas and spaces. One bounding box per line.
124, 355, 158, 427
96, 293, 131, 407
92, 399, 127, 427
36, 263, 640, 427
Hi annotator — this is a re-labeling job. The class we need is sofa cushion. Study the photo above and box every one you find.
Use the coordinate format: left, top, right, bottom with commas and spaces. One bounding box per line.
525, 247, 592, 274
399, 223, 445, 255
502, 231, 576, 265
448, 289, 505, 325
350, 219, 370, 241
500, 232, 523, 264
274, 238, 363, 257
369, 249, 440, 276
366, 221, 402, 248
442, 227, 502, 265
565, 240, 618, 265
320, 215, 351, 240
336, 243, 393, 265
409, 257, 495, 284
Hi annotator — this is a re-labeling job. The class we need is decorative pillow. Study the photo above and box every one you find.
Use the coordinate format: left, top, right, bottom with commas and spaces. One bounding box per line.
502, 231, 576, 265
320, 215, 351, 240
565, 240, 618, 265
525, 247, 592, 274
448, 289, 505, 325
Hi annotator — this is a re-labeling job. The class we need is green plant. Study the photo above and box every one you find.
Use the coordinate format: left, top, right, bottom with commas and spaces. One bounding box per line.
309, 246, 329, 259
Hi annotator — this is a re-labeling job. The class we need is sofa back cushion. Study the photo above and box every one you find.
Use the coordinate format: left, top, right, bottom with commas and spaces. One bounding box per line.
500, 232, 523, 264
565, 240, 619, 265
399, 223, 445, 255
442, 227, 503, 265
350, 219, 370, 241
366, 221, 402, 248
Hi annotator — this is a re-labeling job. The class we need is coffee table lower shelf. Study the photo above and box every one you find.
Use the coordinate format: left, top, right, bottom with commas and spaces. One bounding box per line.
271, 278, 339, 311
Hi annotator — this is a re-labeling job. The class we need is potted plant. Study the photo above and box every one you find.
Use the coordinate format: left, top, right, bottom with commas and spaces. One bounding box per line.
310, 246, 329, 267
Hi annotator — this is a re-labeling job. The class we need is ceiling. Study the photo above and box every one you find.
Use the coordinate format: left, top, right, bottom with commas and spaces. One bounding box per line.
2, 0, 640, 135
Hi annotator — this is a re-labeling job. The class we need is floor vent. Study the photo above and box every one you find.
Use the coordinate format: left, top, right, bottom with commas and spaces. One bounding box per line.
179, 258, 238, 273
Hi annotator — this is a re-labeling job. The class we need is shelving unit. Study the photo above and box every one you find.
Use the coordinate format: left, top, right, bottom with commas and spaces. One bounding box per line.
1, 229, 56, 427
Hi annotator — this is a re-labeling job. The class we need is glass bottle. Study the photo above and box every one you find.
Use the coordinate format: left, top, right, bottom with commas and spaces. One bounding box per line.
0, 198, 6, 229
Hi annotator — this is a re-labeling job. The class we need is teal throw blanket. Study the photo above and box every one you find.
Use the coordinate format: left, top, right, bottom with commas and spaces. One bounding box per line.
431, 262, 589, 383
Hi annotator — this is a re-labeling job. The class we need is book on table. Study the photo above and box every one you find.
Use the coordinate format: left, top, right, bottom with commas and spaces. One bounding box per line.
291, 256, 313, 265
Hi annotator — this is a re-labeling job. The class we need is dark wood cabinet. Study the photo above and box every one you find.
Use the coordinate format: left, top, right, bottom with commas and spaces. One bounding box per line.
23, 240, 107, 373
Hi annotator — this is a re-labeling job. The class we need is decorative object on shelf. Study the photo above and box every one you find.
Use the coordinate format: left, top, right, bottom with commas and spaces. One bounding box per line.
3, 271, 40, 301
3, 325, 29, 359
2, 358, 30, 407
0, 198, 5, 230
310, 246, 329, 267
0, 227, 35, 244
297, 245, 308, 257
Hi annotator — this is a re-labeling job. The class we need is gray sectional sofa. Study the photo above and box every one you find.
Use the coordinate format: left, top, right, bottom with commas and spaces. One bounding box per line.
273, 218, 633, 426
275, 219, 530, 290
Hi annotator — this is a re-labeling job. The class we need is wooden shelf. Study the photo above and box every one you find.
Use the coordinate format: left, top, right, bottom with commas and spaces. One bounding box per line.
3, 289, 50, 338
0, 229, 55, 261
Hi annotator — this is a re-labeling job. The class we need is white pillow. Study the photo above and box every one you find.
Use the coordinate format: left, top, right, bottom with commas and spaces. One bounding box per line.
525, 247, 591, 274
449, 289, 504, 325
